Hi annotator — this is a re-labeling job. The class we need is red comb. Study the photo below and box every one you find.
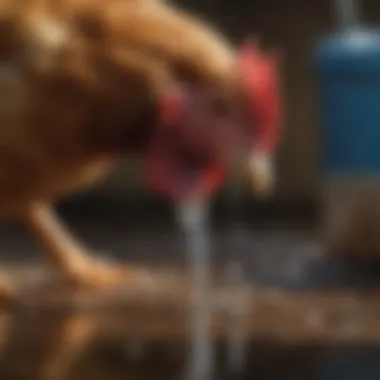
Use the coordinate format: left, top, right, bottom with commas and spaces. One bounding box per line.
237, 38, 281, 152
146, 88, 225, 201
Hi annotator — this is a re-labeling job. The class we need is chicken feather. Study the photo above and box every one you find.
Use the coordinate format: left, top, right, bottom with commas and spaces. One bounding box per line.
0, 0, 281, 301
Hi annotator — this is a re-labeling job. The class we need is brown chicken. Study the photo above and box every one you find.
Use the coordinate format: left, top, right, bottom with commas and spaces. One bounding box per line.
0, 0, 281, 302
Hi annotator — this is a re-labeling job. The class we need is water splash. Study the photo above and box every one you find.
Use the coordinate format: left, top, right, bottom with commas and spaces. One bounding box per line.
176, 200, 214, 380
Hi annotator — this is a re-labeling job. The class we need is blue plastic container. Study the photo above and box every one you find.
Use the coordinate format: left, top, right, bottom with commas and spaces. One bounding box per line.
315, 28, 380, 176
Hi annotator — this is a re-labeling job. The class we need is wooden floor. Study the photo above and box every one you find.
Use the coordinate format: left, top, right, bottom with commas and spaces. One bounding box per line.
1, 263, 380, 380
2, 260, 380, 344
1, 219, 380, 379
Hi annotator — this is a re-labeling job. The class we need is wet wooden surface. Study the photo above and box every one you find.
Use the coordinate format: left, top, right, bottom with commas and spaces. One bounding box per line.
1, 263, 380, 380
1, 222, 380, 379
1, 260, 380, 344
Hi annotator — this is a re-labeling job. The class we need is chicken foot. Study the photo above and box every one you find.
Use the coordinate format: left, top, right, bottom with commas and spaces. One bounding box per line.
23, 202, 137, 292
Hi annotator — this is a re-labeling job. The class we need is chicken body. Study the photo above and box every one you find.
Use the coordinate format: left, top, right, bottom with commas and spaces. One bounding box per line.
0, 0, 239, 300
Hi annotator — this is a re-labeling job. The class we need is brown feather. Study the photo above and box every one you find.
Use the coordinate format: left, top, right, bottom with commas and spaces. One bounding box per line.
0, 0, 235, 217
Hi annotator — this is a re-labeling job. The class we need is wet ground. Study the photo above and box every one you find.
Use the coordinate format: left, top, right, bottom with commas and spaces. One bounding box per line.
1, 309, 380, 380
0, 210, 380, 380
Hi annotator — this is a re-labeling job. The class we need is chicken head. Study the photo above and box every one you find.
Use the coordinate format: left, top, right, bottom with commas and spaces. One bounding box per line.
146, 40, 282, 202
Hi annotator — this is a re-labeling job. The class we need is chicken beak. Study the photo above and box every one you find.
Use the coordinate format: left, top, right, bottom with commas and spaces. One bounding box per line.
247, 151, 274, 197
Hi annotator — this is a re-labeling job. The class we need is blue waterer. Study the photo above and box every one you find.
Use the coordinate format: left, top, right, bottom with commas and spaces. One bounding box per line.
248, 0, 380, 290
316, 30, 380, 176
315, 0, 380, 258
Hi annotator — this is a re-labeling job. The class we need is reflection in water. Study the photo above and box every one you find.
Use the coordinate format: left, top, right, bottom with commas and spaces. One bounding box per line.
225, 263, 249, 376
0, 312, 97, 380
0, 266, 251, 380
225, 180, 250, 377
1, 248, 380, 380
37, 314, 97, 380
0, 310, 192, 380
0, 293, 379, 380
0, 312, 12, 358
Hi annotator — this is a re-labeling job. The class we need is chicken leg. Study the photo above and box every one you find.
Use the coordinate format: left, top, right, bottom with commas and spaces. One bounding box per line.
23, 202, 137, 292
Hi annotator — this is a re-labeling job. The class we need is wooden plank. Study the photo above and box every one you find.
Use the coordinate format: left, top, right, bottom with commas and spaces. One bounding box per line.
1, 262, 380, 344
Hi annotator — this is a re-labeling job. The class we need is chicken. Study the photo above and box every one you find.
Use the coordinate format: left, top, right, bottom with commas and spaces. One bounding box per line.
0, 0, 281, 302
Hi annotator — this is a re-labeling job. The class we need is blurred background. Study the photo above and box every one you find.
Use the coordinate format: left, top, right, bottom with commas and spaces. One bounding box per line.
2, 0, 380, 379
